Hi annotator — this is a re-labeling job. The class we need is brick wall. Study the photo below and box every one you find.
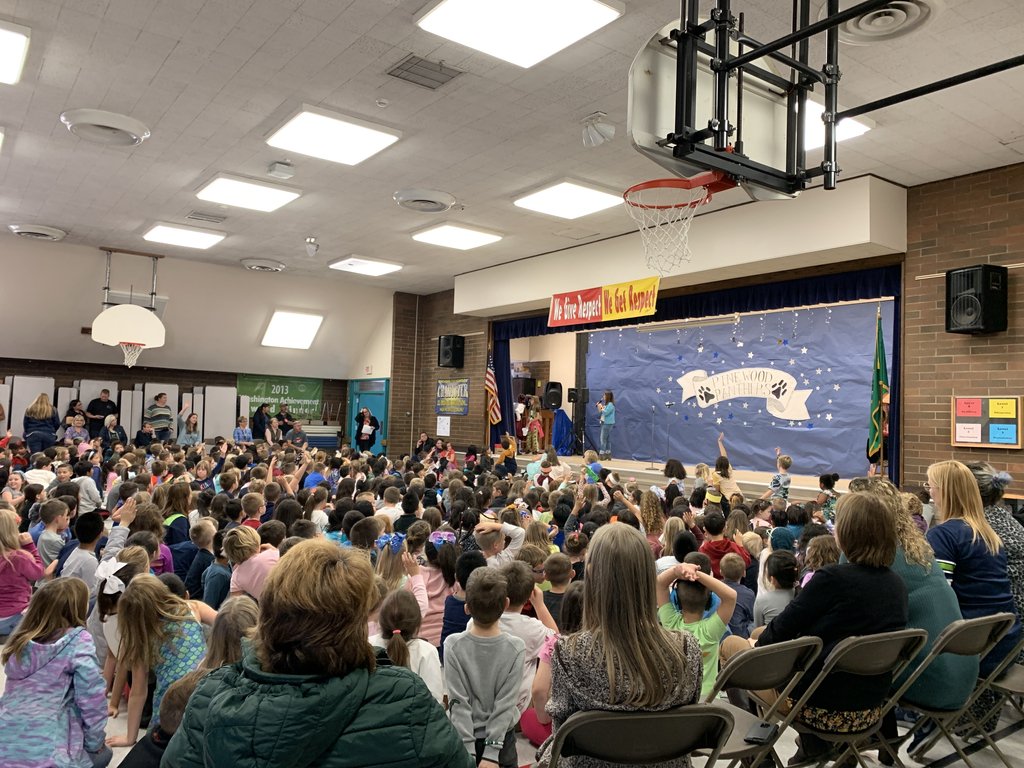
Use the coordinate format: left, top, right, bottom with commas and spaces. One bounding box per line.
902, 163, 1024, 482
0, 357, 346, 419
389, 290, 489, 455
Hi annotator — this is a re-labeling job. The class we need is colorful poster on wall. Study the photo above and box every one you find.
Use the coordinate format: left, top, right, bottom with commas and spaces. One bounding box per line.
436, 378, 470, 415
236, 375, 323, 421
548, 276, 660, 328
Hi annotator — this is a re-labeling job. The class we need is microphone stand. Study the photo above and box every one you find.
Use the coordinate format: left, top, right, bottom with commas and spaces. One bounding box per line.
664, 402, 676, 467
646, 404, 658, 470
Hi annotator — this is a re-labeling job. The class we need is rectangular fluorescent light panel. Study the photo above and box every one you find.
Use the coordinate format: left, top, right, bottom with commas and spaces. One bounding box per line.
196, 174, 300, 212
143, 223, 225, 250
329, 256, 403, 276
416, 0, 622, 68
804, 101, 872, 150
261, 311, 324, 350
412, 224, 502, 250
266, 106, 400, 165
0, 21, 30, 85
514, 180, 621, 219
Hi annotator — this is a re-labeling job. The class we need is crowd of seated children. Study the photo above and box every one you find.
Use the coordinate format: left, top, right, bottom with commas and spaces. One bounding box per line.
4, 402, 1024, 767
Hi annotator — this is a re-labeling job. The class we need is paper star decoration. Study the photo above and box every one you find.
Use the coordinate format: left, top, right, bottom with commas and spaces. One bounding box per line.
825, 413, 833, 421
747, 352, 754, 359
742, 402, 749, 409
716, 417, 722, 425
816, 368, 822, 375
801, 347, 808, 354
833, 384, 841, 391
788, 358, 796, 366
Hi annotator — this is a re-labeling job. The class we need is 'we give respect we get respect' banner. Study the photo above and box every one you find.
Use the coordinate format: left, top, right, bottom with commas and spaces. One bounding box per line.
547, 276, 660, 328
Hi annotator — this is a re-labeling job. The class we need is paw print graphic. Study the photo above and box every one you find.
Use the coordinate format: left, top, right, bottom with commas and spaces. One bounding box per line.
770, 379, 789, 400
697, 385, 716, 405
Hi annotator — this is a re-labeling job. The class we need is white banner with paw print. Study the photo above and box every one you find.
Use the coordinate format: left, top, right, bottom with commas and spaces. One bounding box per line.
677, 368, 811, 421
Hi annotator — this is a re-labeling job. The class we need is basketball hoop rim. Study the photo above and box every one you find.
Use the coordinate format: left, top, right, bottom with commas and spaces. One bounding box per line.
623, 171, 735, 210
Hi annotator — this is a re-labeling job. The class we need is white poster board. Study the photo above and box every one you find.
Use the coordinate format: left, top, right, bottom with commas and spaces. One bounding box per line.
141, 383, 179, 436
78, 380, 120, 418
0, 383, 10, 434
203, 386, 237, 441
436, 416, 451, 437
10, 376, 56, 437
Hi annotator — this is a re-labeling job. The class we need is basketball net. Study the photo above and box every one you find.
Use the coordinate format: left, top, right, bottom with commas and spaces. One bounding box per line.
623, 172, 733, 276
120, 343, 144, 368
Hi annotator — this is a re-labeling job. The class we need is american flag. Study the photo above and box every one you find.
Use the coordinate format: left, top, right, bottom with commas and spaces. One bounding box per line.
485, 353, 502, 425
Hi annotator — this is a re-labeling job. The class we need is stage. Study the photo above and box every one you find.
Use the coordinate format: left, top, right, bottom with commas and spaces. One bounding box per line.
514, 453, 852, 504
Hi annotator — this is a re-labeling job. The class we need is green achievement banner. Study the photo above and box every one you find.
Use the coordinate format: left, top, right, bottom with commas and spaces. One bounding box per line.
236, 375, 324, 421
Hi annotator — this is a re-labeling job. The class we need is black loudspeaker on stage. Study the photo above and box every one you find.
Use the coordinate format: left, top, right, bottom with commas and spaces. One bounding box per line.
567, 387, 587, 404
946, 265, 1008, 334
544, 381, 563, 409
437, 335, 465, 368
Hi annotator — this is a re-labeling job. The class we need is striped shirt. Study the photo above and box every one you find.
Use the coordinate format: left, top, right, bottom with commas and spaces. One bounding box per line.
144, 403, 172, 431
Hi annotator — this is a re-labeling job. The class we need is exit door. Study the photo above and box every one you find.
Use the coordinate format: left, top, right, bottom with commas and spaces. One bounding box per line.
349, 379, 389, 453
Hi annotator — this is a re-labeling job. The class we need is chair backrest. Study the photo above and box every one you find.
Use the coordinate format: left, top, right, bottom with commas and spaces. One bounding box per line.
936, 613, 1016, 658
548, 704, 735, 768
708, 636, 823, 718
788, 629, 928, 719
829, 629, 929, 677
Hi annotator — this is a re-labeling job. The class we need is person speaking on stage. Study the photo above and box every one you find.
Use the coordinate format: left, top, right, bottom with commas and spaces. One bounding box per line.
596, 391, 615, 461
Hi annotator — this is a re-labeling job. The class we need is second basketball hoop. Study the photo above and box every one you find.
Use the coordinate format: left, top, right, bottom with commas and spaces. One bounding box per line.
623, 170, 735, 276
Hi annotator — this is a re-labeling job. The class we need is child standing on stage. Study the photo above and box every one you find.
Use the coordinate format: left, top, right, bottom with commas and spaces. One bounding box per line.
761, 447, 793, 501
596, 391, 615, 461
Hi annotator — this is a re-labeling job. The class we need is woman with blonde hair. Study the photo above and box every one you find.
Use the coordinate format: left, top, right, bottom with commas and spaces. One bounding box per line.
536, 524, 702, 768
163, 539, 470, 766
23, 394, 61, 454
659, 516, 685, 558
925, 460, 1021, 677
64, 415, 90, 445
107, 574, 206, 747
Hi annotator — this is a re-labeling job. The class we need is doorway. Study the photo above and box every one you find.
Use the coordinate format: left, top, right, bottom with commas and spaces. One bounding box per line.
348, 378, 389, 453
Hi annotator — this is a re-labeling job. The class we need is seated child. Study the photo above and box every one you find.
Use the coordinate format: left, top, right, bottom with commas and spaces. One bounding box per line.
720, 553, 755, 639
474, 520, 525, 568
656, 556, 736, 700
441, 551, 487, 662
754, 550, 799, 628
224, 525, 279, 602
698, 509, 751, 578
444, 567, 526, 768
542, 553, 574, 631
59, 512, 104, 591
468, 562, 557, 718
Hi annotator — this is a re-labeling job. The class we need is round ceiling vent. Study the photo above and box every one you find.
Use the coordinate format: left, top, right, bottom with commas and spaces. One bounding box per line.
59, 109, 151, 146
241, 258, 285, 273
393, 188, 458, 213
819, 0, 941, 45
7, 224, 67, 241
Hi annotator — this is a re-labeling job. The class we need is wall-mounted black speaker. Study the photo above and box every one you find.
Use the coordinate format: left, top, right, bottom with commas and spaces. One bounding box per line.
544, 381, 563, 409
946, 265, 1008, 334
438, 335, 465, 368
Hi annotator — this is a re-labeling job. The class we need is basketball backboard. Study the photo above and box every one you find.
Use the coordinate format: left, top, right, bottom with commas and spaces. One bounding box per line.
628, 19, 795, 201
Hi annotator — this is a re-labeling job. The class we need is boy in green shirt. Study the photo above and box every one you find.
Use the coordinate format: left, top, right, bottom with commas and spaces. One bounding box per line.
656, 558, 736, 700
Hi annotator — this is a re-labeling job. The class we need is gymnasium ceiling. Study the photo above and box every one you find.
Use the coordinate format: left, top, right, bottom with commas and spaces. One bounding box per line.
1, 0, 1022, 293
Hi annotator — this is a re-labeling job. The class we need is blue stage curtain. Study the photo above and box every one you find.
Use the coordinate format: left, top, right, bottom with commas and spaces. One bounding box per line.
491, 263, 902, 481
489, 338, 516, 449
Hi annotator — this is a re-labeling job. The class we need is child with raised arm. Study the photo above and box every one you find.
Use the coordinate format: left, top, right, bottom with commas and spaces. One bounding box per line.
761, 447, 793, 500
445, 567, 526, 768
713, 433, 742, 501
474, 519, 525, 568
657, 558, 736, 700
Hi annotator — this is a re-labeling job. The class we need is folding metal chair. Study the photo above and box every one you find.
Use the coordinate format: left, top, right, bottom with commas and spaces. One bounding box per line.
699, 636, 823, 768
785, 628, 928, 768
545, 704, 735, 768
902, 613, 1023, 768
